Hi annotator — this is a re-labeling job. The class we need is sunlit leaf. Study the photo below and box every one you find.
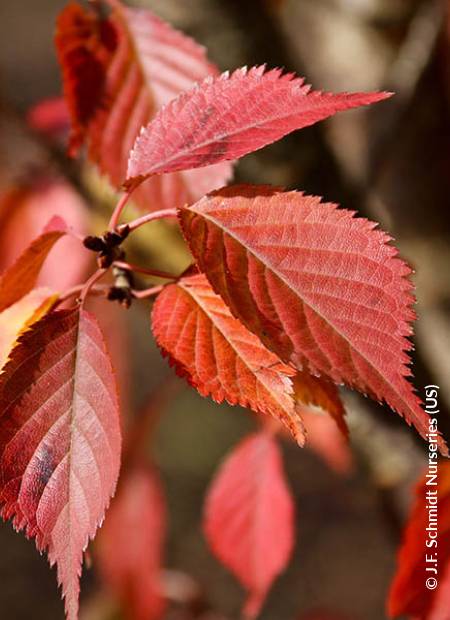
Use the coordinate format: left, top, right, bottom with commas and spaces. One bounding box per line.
0, 308, 121, 619
180, 185, 447, 454
126, 65, 390, 187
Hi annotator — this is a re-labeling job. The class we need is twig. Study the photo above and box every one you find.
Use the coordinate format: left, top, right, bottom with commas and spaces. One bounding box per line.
118, 208, 178, 234
55, 283, 110, 307
108, 190, 134, 230
80, 269, 108, 305
113, 260, 178, 280
131, 284, 164, 299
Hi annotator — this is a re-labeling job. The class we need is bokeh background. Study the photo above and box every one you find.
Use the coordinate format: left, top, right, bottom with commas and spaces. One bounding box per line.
0, 0, 449, 619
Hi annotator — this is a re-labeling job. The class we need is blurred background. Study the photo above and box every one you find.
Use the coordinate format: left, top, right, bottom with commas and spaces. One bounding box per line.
0, 0, 449, 619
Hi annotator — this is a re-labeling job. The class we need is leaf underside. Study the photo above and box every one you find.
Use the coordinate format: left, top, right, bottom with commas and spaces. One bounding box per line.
180, 185, 447, 454
55, 0, 231, 213
0, 308, 121, 620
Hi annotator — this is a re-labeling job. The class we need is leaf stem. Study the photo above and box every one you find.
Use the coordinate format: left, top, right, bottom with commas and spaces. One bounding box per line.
132, 285, 164, 299
56, 283, 110, 306
108, 190, 133, 231
113, 260, 178, 280
80, 269, 108, 306
118, 208, 178, 234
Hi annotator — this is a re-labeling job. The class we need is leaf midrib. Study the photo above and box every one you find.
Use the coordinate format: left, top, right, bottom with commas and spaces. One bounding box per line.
179, 281, 296, 416
193, 207, 421, 422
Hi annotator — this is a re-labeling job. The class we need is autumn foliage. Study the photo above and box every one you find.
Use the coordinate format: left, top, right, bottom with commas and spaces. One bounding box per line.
0, 1, 447, 619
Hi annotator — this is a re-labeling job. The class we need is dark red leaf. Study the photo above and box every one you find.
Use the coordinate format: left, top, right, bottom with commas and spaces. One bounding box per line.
0, 308, 122, 619
126, 65, 390, 187
55, 0, 231, 213
180, 185, 447, 454
55, 1, 118, 154
204, 431, 294, 618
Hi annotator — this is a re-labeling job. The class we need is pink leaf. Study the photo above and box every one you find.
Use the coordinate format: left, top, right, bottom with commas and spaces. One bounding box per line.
55, 0, 231, 213
151, 273, 306, 445
180, 184, 447, 454
96, 461, 166, 620
0, 179, 91, 291
302, 409, 353, 475
0, 308, 122, 620
204, 431, 294, 618
126, 65, 390, 187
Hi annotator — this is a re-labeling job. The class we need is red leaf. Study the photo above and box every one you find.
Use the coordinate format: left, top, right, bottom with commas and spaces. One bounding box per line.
0, 218, 67, 312
204, 431, 294, 618
96, 461, 166, 620
56, 0, 231, 213
126, 65, 390, 187
151, 273, 306, 445
55, 2, 118, 154
179, 185, 447, 454
0, 288, 57, 371
0, 179, 91, 291
0, 308, 122, 620
388, 461, 450, 619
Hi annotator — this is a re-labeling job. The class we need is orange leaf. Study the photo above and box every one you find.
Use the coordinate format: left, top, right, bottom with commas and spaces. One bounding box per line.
151, 273, 306, 445
0, 288, 57, 370
0, 217, 67, 312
